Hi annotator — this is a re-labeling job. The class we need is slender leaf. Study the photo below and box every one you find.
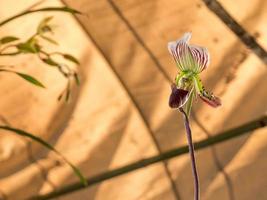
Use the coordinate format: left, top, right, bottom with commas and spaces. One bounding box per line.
16, 72, 45, 88
41, 35, 58, 45
0, 69, 45, 88
63, 54, 80, 65
37, 16, 54, 34
57, 92, 64, 101
65, 88, 71, 102
65, 81, 71, 102
17, 42, 40, 53
74, 73, 80, 85
0, 126, 87, 186
41, 57, 59, 66
0, 36, 19, 45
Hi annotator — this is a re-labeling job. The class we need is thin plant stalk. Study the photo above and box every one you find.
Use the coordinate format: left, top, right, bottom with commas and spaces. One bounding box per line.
179, 108, 199, 200
0, 7, 80, 27
26, 115, 267, 200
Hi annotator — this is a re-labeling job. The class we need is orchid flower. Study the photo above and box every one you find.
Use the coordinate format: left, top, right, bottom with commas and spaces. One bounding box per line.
168, 33, 221, 115
168, 33, 221, 199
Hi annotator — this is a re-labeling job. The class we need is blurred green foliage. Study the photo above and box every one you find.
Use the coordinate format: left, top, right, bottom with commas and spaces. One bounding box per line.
0, 6, 87, 186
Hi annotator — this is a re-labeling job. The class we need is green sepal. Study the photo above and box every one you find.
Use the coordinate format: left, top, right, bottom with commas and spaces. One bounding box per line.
192, 74, 204, 94
175, 72, 185, 86
184, 89, 195, 117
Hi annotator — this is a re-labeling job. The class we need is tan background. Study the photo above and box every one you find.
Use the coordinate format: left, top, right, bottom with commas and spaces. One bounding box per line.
0, 0, 267, 199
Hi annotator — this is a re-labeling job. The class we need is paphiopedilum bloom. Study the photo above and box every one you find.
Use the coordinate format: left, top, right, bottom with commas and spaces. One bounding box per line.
168, 32, 221, 114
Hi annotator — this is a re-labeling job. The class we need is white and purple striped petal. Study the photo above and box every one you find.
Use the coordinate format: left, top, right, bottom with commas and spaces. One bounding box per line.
190, 45, 210, 72
168, 33, 210, 73
168, 33, 194, 71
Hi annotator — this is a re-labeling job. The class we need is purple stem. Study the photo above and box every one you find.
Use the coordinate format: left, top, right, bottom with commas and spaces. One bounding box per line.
179, 108, 200, 200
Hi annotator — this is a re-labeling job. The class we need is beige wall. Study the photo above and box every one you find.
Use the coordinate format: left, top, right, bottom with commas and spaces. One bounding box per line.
0, 0, 267, 199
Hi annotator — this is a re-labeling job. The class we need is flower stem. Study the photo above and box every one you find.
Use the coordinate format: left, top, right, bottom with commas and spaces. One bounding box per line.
179, 108, 199, 200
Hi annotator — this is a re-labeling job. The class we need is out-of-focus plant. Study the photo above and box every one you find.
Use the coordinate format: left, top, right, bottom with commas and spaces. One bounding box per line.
0, 6, 87, 186
0, 125, 86, 186
27, 115, 267, 200
0, 14, 81, 101
167, 33, 221, 200
0, 66, 45, 88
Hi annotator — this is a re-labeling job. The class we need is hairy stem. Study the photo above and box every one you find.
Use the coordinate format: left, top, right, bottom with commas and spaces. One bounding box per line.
179, 108, 199, 200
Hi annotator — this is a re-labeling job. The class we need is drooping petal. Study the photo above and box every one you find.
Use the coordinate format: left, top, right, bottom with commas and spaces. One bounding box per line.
199, 90, 221, 107
168, 33, 196, 71
169, 84, 190, 108
190, 45, 210, 72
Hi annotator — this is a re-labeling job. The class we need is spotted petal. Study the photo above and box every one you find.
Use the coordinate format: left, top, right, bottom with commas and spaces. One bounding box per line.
168, 33, 196, 71
199, 90, 221, 107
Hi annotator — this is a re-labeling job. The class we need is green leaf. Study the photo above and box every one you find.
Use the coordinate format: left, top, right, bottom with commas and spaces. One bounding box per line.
16, 37, 41, 54
39, 25, 53, 34
16, 72, 45, 88
41, 57, 59, 67
74, 73, 80, 85
37, 16, 54, 35
65, 88, 71, 102
41, 35, 58, 45
0, 69, 45, 88
65, 81, 71, 102
17, 42, 40, 53
57, 92, 64, 101
0, 126, 87, 186
0, 36, 19, 45
37, 17, 53, 33
63, 54, 80, 65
